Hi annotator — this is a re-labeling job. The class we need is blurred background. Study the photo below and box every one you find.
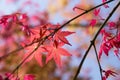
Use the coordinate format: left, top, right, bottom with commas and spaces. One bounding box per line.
0, 0, 120, 80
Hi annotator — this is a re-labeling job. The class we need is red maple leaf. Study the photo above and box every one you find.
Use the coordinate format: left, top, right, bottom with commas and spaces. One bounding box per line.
93, 8, 101, 16
54, 30, 75, 45
22, 43, 45, 67
98, 42, 112, 59
21, 25, 51, 67
45, 40, 72, 67
103, 70, 118, 79
28, 28, 41, 42
107, 21, 116, 30
89, 19, 97, 27
114, 49, 120, 60
23, 25, 48, 44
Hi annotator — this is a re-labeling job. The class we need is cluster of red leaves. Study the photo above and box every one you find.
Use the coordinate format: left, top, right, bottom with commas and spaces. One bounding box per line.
21, 23, 74, 68
89, 0, 110, 27
0, 11, 74, 79
0, 13, 31, 36
99, 20, 120, 59
0, 73, 35, 80
102, 70, 118, 80
89, 8, 101, 27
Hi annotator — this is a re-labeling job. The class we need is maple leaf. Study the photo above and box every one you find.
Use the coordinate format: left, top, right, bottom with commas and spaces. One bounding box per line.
93, 8, 100, 16
45, 40, 72, 67
99, 30, 120, 59
54, 30, 75, 45
89, 19, 97, 27
98, 46, 103, 59
107, 21, 116, 30
112, 37, 120, 48
98, 42, 112, 59
22, 43, 45, 67
24, 26, 48, 43
114, 49, 120, 60
113, 34, 120, 59
21, 25, 50, 67
103, 70, 118, 79
27, 28, 41, 42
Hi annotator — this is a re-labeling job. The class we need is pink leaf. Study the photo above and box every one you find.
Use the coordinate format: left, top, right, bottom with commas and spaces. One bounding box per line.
46, 51, 54, 64
108, 21, 116, 29
35, 52, 43, 67
103, 70, 118, 79
57, 48, 72, 56
21, 43, 44, 67
58, 36, 72, 46
114, 49, 120, 60
98, 46, 103, 59
45, 41, 71, 67
55, 30, 75, 45
94, 8, 100, 16
89, 19, 97, 27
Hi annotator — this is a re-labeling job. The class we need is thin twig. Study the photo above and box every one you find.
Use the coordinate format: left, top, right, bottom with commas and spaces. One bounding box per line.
93, 42, 103, 80
73, 1, 120, 80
